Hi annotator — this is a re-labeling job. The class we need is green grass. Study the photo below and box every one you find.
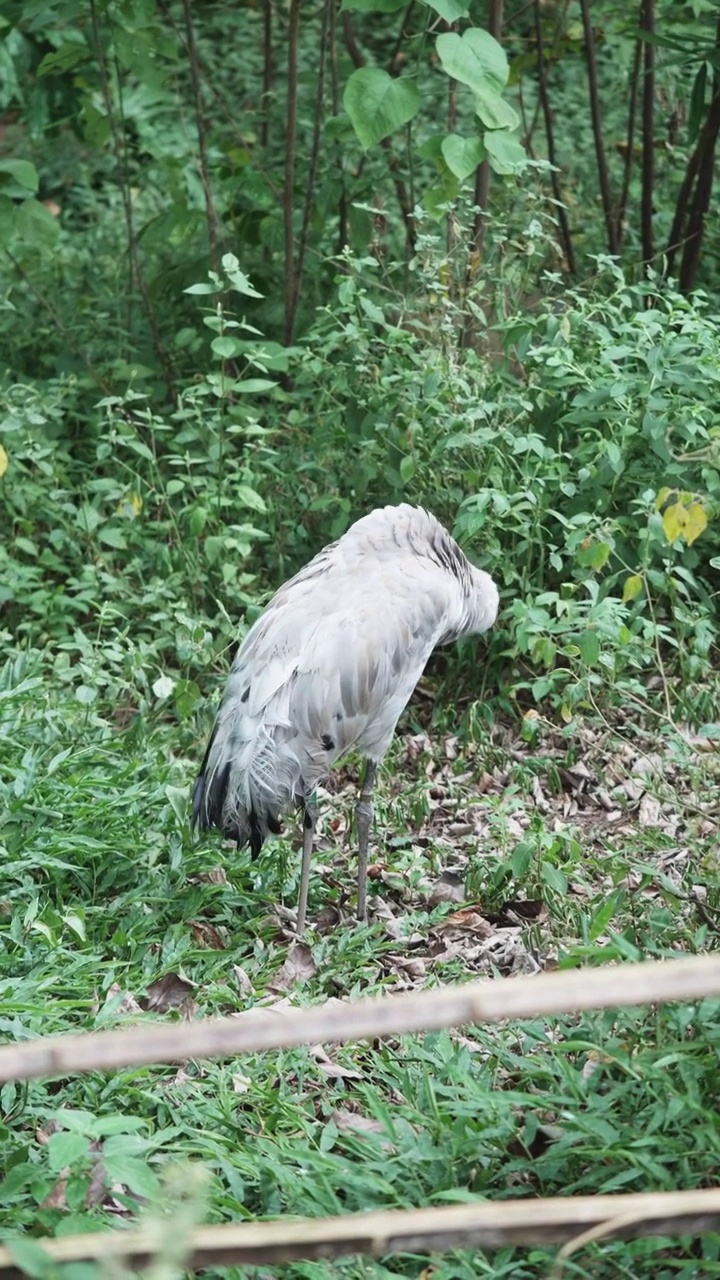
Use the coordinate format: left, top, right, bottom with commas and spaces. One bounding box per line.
2, 643, 720, 1279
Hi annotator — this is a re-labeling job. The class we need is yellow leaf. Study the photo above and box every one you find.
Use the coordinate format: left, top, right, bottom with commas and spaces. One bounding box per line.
623, 573, 644, 603
0, 444, 7, 478
560, 703, 572, 724
117, 491, 143, 518
655, 486, 673, 510
662, 502, 686, 544
684, 502, 708, 546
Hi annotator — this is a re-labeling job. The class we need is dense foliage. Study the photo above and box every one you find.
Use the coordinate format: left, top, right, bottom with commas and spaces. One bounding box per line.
1, 0, 720, 1274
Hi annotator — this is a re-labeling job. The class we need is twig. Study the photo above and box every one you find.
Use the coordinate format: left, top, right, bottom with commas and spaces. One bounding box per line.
578, 0, 619, 255
0, 1189, 719, 1274
0, 955, 719, 1083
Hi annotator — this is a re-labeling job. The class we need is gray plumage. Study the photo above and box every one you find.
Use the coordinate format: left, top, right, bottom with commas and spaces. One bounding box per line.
193, 503, 499, 931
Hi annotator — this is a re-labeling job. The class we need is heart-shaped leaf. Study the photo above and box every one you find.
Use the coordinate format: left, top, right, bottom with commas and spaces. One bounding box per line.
344, 68, 421, 149
441, 133, 485, 181
436, 28, 508, 97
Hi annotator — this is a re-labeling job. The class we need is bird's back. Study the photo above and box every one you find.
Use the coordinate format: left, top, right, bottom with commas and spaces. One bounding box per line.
193, 504, 498, 851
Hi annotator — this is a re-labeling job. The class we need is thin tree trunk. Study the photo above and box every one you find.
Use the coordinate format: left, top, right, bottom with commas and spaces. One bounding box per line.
640, 0, 655, 264
535, 1, 575, 273
579, 0, 619, 255
471, 0, 504, 257
616, 38, 641, 249
329, 0, 348, 252
88, 0, 176, 401
182, 0, 220, 273
678, 91, 720, 290
341, 12, 415, 254
287, 0, 331, 338
283, 0, 301, 346
260, 0, 273, 151
668, 15, 720, 286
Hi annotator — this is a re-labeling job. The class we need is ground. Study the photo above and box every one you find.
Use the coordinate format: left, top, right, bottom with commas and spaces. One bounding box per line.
1, 650, 720, 1279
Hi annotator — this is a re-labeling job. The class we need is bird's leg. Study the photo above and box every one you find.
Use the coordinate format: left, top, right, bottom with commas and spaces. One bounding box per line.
296, 801, 315, 936
355, 759, 377, 922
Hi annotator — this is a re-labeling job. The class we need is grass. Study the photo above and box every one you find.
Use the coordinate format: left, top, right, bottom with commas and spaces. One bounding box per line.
2, 641, 720, 1279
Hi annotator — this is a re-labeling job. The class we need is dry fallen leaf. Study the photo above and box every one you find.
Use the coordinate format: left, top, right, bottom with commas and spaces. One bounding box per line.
232, 964, 253, 996
310, 1045, 363, 1080
268, 941, 317, 991
427, 872, 466, 908
142, 971, 197, 1014
233, 1072, 252, 1094
331, 1109, 385, 1136
187, 919, 228, 949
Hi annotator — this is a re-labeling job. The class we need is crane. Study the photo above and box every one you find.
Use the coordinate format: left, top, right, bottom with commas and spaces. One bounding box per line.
192, 503, 499, 933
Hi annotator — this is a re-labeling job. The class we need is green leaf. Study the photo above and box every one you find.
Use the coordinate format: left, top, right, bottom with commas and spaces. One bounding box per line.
0, 159, 39, 196
81, 102, 110, 148
211, 336, 243, 359
174, 680, 201, 718
399, 455, 416, 482
475, 92, 519, 131
98, 526, 128, 550
423, 172, 461, 218
102, 1153, 160, 1199
441, 133, 485, 181
233, 378, 277, 393
343, 68, 421, 149
47, 1130, 90, 1173
423, 0, 470, 20
0, 195, 16, 239
15, 198, 60, 249
5, 1239, 55, 1280
222, 255, 264, 297
578, 630, 600, 666
37, 42, 87, 76
436, 28, 508, 97
236, 484, 266, 513
483, 130, 526, 174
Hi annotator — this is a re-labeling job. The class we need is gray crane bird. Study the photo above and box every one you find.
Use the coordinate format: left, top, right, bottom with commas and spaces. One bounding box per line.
192, 503, 499, 933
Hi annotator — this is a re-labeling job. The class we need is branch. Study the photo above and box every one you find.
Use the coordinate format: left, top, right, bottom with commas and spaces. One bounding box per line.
0, 955, 719, 1083
578, 0, 619, 255
0, 1189, 720, 1274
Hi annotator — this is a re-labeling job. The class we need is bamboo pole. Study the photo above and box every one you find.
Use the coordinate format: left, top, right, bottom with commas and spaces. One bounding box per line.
0, 954, 719, 1083
0, 1188, 719, 1274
